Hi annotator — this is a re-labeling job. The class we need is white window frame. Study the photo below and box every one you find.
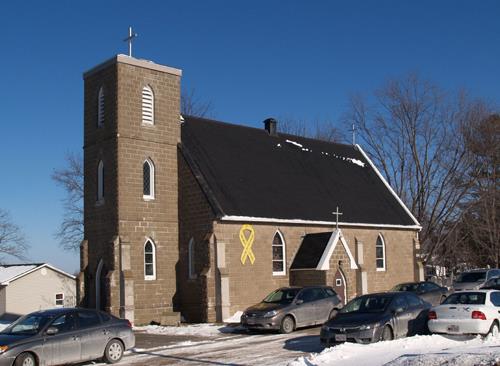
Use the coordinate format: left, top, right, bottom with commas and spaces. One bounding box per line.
188, 238, 196, 279
97, 160, 104, 202
142, 85, 154, 125
376, 234, 386, 271
144, 239, 156, 280
55, 293, 64, 307
272, 230, 286, 276
97, 86, 105, 127
143, 159, 155, 200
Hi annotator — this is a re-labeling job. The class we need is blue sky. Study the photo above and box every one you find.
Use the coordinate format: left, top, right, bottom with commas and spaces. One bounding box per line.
0, 1, 499, 274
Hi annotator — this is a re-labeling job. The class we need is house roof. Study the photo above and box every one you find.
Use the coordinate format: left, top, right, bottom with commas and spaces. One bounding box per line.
181, 116, 419, 228
0, 263, 76, 285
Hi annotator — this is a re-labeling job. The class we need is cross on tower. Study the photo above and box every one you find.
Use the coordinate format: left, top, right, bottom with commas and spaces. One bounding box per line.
332, 206, 343, 230
124, 26, 138, 57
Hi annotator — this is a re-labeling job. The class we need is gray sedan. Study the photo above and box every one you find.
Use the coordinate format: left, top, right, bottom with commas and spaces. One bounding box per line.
0, 308, 134, 366
241, 286, 342, 333
320, 292, 431, 346
392, 281, 450, 306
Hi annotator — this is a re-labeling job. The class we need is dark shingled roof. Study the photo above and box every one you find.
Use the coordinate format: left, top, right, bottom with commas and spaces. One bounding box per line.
181, 116, 417, 227
290, 232, 332, 269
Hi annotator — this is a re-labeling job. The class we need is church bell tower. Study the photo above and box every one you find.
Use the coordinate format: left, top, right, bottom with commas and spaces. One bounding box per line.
80, 54, 182, 324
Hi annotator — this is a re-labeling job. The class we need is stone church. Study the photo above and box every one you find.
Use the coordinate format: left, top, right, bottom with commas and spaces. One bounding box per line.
78, 54, 423, 325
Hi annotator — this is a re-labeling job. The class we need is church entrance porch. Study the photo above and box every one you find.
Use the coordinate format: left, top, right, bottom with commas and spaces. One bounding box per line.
334, 268, 347, 304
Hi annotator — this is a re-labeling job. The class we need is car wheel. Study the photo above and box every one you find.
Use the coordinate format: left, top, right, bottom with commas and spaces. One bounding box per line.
488, 322, 499, 338
380, 325, 394, 341
14, 353, 36, 366
103, 339, 124, 364
329, 309, 338, 319
280, 316, 295, 334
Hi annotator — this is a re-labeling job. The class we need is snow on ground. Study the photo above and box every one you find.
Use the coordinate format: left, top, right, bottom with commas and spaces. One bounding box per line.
134, 322, 243, 336
289, 334, 500, 366
86, 323, 500, 366
224, 310, 243, 323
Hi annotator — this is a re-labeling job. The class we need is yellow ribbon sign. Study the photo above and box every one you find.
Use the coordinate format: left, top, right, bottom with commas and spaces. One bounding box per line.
239, 224, 256, 265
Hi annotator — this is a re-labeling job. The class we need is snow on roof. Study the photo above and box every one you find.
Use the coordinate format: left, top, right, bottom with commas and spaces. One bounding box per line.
182, 116, 419, 227
0, 263, 76, 285
0, 264, 38, 284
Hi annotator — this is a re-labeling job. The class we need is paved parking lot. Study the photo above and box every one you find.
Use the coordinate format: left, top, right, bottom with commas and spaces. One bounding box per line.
96, 326, 323, 366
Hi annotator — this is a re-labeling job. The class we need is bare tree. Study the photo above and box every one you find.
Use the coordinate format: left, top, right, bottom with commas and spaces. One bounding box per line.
460, 114, 500, 266
181, 88, 214, 118
52, 152, 84, 251
0, 209, 29, 261
279, 117, 344, 142
345, 73, 492, 264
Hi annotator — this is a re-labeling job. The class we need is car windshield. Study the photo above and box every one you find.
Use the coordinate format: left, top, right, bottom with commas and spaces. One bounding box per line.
340, 295, 392, 313
443, 292, 486, 305
263, 288, 300, 304
2, 314, 52, 335
456, 272, 486, 283
392, 283, 419, 292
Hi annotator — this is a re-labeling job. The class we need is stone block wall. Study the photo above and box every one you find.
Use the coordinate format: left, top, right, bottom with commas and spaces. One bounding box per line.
177, 153, 216, 322
212, 222, 418, 317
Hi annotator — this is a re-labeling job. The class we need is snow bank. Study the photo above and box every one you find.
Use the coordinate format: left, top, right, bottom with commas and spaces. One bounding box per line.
289, 334, 500, 366
224, 311, 243, 323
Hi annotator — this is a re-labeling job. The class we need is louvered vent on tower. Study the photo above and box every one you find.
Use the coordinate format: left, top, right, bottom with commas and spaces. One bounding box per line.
142, 85, 154, 124
97, 86, 105, 127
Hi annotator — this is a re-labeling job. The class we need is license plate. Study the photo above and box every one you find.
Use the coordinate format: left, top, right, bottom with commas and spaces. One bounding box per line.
246, 318, 257, 325
447, 325, 459, 332
335, 334, 347, 342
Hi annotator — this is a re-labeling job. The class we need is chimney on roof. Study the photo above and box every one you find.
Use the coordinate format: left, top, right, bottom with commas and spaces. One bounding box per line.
264, 118, 278, 136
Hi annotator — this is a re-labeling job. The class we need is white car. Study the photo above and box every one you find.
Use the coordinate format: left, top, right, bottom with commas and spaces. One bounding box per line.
428, 290, 500, 336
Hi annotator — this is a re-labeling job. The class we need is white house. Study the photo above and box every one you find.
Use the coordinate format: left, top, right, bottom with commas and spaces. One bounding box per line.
0, 263, 76, 317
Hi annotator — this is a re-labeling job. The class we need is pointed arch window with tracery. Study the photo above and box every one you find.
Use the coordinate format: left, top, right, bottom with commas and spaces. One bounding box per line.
272, 231, 286, 276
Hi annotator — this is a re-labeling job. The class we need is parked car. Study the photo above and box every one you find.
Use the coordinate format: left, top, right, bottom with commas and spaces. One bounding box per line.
391, 281, 450, 305
320, 292, 431, 346
0, 308, 134, 366
480, 277, 500, 290
453, 269, 500, 292
428, 290, 500, 336
240, 286, 342, 333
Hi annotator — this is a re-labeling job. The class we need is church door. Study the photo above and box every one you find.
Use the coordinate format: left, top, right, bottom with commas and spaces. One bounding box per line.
334, 268, 347, 304
95, 259, 106, 310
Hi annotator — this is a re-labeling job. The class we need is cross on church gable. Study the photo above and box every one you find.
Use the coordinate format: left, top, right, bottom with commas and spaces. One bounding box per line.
332, 206, 343, 230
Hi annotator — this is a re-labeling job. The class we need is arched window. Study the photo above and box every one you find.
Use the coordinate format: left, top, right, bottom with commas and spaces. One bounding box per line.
97, 160, 104, 202
143, 159, 155, 199
376, 234, 386, 271
188, 238, 195, 279
97, 86, 105, 127
144, 239, 156, 280
142, 85, 154, 125
272, 231, 286, 276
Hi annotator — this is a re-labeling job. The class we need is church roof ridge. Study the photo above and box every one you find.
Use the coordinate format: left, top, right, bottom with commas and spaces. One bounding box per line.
183, 114, 357, 151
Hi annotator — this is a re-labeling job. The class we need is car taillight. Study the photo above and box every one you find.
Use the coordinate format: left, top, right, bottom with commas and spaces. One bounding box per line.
125, 319, 133, 327
428, 311, 437, 320
471, 311, 486, 320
